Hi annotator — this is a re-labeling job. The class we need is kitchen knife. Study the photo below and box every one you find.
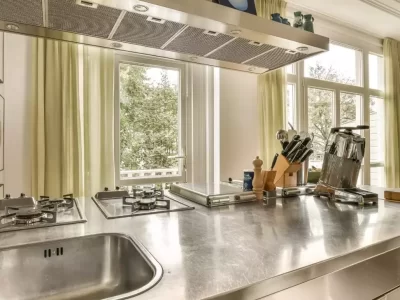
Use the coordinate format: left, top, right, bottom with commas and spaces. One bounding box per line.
282, 139, 298, 157
293, 140, 311, 160
290, 147, 306, 163
271, 153, 279, 170
287, 140, 302, 158
301, 137, 311, 147
282, 141, 289, 149
292, 134, 301, 141
299, 149, 314, 163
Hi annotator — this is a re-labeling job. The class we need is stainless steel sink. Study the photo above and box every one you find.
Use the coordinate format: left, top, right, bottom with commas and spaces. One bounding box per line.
0, 233, 162, 300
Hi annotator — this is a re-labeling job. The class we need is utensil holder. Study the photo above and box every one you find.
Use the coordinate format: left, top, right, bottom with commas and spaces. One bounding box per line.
263, 170, 277, 191
273, 155, 302, 188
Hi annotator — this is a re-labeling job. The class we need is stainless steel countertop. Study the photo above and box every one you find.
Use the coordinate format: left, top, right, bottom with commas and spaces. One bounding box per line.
1, 186, 400, 300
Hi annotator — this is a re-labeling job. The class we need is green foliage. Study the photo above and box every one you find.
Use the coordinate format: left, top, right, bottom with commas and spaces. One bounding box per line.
307, 62, 360, 159
119, 64, 178, 171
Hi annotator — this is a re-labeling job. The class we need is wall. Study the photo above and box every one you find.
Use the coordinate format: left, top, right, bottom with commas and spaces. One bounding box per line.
3, 33, 33, 196
286, 3, 383, 54
219, 68, 259, 181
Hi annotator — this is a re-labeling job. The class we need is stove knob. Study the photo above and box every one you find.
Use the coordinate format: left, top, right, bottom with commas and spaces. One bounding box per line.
5, 194, 10, 199
104, 187, 109, 191
116, 186, 120, 191
20, 193, 25, 197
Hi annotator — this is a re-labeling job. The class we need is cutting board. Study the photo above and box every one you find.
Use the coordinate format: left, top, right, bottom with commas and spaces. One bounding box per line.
384, 190, 400, 202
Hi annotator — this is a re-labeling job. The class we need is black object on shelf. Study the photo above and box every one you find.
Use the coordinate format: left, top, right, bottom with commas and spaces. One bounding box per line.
212, 0, 257, 15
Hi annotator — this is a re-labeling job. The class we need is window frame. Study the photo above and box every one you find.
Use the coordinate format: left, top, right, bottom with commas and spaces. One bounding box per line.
287, 42, 384, 186
114, 53, 187, 186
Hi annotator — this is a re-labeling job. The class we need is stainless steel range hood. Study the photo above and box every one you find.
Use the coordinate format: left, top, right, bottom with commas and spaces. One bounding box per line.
0, 0, 329, 74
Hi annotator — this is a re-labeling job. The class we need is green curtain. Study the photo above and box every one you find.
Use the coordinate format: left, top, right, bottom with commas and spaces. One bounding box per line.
82, 46, 115, 197
31, 39, 115, 197
256, 0, 286, 18
256, 0, 287, 168
384, 38, 400, 188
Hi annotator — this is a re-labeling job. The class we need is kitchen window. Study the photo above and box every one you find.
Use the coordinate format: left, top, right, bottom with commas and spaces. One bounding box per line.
287, 42, 385, 185
307, 87, 334, 168
304, 44, 362, 86
286, 83, 296, 129
114, 54, 187, 185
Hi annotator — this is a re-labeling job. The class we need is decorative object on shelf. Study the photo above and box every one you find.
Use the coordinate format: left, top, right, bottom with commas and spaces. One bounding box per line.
212, 0, 257, 15
281, 18, 291, 26
252, 156, 264, 200
303, 14, 315, 33
271, 13, 283, 23
293, 11, 304, 28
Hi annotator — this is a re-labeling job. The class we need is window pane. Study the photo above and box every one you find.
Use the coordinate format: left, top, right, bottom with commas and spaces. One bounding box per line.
305, 43, 362, 86
369, 54, 384, 90
340, 93, 362, 126
119, 63, 180, 180
370, 96, 384, 163
370, 96, 384, 186
286, 83, 295, 129
370, 166, 384, 187
308, 88, 334, 168
286, 64, 295, 74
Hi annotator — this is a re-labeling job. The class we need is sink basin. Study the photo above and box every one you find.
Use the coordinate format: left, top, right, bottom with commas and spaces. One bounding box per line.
0, 233, 162, 300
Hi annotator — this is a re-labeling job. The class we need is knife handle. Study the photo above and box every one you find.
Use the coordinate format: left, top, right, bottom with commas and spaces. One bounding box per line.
287, 141, 302, 158
282, 140, 297, 156
301, 137, 311, 146
291, 147, 306, 163
299, 149, 314, 163
271, 153, 279, 170
293, 135, 301, 141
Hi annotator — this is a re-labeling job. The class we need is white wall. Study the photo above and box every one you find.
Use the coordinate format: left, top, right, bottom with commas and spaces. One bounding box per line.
3, 33, 33, 196
219, 68, 259, 181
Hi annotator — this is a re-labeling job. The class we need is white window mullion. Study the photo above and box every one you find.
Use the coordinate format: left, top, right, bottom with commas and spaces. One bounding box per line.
334, 88, 340, 127
298, 61, 306, 132
363, 49, 371, 185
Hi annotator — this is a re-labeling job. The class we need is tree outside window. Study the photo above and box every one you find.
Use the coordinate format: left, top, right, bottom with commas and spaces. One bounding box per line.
119, 64, 179, 174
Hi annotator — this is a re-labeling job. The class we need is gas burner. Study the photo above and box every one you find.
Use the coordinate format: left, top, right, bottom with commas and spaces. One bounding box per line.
133, 187, 164, 199
37, 194, 75, 210
0, 206, 57, 229
123, 196, 170, 212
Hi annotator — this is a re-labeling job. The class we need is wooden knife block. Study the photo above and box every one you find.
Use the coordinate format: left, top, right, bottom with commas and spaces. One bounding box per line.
272, 155, 302, 188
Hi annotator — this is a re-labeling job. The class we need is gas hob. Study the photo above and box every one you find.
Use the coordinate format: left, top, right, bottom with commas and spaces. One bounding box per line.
0, 193, 86, 232
92, 187, 194, 219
